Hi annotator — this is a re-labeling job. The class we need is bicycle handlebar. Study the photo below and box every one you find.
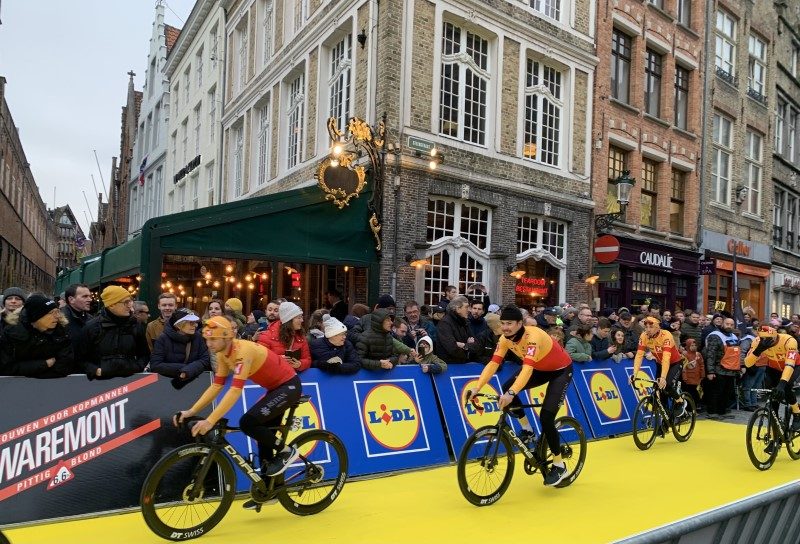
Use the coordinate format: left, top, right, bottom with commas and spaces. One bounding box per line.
173, 413, 241, 433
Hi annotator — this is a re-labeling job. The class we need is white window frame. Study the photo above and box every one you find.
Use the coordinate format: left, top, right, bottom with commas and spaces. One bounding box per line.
237, 21, 249, 91
232, 124, 244, 197
748, 35, 766, 96
530, 0, 561, 21
184, 67, 191, 104
328, 35, 352, 134
152, 102, 161, 149
745, 130, 762, 216
262, 0, 273, 65
206, 162, 215, 206
208, 87, 217, 144
178, 183, 186, 212
677, 0, 691, 27
287, 74, 305, 169
438, 21, 490, 147
181, 119, 189, 164
294, 0, 308, 33
196, 47, 204, 88
792, 42, 799, 79
257, 101, 271, 185
715, 9, 737, 77
420, 197, 492, 306
776, 101, 785, 155
191, 173, 199, 210
194, 103, 202, 156
789, 108, 797, 163
522, 57, 564, 167
712, 113, 733, 206
154, 167, 163, 216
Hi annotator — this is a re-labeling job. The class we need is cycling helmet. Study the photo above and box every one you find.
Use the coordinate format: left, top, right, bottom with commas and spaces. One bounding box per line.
757, 325, 777, 340
203, 316, 235, 338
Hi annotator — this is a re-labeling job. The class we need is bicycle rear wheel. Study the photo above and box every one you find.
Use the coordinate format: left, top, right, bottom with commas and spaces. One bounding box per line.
536, 416, 587, 488
785, 412, 800, 460
278, 430, 348, 516
457, 425, 515, 506
632, 397, 658, 450
140, 445, 236, 541
746, 408, 779, 471
671, 393, 696, 442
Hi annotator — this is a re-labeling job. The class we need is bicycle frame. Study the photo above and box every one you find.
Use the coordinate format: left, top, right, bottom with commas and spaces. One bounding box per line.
634, 378, 673, 427
181, 399, 305, 500
751, 388, 794, 444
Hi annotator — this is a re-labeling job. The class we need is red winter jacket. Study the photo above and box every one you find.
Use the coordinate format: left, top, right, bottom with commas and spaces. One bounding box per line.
256, 320, 311, 372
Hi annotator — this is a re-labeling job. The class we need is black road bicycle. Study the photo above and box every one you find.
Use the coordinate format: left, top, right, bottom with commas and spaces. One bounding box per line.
140, 395, 348, 541
745, 388, 800, 470
0, 530, 9, 544
456, 393, 587, 506
631, 377, 696, 450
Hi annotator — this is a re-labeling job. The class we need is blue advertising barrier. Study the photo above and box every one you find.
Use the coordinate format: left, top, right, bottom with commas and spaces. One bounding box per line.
224, 367, 450, 490
571, 358, 656, 438
430, 362, 590, 455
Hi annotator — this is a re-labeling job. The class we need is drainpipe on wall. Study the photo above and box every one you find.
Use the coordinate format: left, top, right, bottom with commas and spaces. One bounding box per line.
695, 1, 713, 313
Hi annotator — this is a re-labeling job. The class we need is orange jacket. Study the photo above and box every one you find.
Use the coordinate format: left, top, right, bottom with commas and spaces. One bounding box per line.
682, 352, 705, 385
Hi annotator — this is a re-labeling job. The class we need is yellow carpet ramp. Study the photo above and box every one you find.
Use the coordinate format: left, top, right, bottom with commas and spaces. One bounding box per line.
6, 420, 799, 544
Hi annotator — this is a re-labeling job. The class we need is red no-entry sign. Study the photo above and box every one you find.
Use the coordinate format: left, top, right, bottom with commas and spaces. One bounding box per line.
594, 235, 620, 264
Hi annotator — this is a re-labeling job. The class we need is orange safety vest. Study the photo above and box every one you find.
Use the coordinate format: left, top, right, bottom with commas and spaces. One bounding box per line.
707, 330, 741, 371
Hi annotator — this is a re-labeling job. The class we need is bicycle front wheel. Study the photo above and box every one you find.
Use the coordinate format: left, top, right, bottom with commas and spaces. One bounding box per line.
278, 430, 348, 516
538, 416, 587, 488
632, 397, 658, 450
671, 393, 696, 442
140, 445, 236, 541
746, 408, 779, 471
786, 413, 800, 460
457, 425, 515, 506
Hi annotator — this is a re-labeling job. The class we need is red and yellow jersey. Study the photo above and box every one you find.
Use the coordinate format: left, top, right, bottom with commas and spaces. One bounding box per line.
491, 326, 571, 371
636, 329, 682, 366
745, 333, 798, 372
213, 339, 296, 391
192, 339, 297, 424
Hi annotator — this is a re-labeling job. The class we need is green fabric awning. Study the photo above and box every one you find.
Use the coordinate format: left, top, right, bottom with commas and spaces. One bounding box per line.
101, 236, 142, 281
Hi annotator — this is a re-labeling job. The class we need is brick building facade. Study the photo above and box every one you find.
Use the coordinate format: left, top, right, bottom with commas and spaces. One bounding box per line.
0, 76, 57, 293
592, 0, 704, 312
220, 0, 597, 310
698, 0, 777, 317
51, 205, 86, 275
770, 1, 800, 316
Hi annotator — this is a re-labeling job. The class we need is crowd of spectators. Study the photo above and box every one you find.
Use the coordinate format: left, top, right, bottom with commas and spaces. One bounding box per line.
0, 281, 794, 417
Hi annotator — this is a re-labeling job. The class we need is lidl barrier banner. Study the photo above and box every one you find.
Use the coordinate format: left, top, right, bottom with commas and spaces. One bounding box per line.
225, 367, 449, 489
571, 359, 656, 438
431, 362, 590, 454
0, 374, 209, 525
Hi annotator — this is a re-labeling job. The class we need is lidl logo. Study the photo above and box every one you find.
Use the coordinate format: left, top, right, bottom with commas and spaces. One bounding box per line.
460, 379, 501, 430
628, 367, 654, 401
287, 396, 321, 457
361, 383, 422, 452
589, 371, 623, 420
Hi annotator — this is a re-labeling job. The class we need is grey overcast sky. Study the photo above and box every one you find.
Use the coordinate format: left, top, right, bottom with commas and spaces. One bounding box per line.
0, 0, 195, 237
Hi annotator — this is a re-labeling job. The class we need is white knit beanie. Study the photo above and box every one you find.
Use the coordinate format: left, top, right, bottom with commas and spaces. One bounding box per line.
323, 314, 348, 338
279, 302, 303, 323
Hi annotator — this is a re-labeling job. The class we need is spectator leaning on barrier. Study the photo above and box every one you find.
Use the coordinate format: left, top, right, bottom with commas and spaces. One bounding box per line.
436, 295, 479, 363
77, 286, 149, 380
256, 302, 311, 372
0, 294, 75, 378
310, 314, 361, 375
475, 313, 501, 364
609, 328, 633, 363
146, 293, 177, 352
243, 309, 266, 340
616, 311, 642, 354
590, 318, 615, 361
410, 334, 447, 374
357, 308, 401, 370
62, 283, 93, 346
351, 294, 396, 340
566, 324, 593, 363
149, 309, 211, 387
307, 309, 329, 342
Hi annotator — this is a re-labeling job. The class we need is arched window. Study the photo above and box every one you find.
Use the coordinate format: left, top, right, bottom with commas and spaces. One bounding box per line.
421, 198, 491, 305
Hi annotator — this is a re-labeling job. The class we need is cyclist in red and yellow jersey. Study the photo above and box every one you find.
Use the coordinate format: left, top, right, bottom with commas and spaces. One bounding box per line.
744, 325, 800, 432
629, 315, 687, 414
465, 305, 573, 486
175, 316, 302, 508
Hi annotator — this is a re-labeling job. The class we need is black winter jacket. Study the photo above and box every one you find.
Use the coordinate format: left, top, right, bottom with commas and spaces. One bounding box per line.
62, 304, 92, 350
76, 309, 149, 380
435, 310, 479, 363
310, 337, 361, 374
590, 333, 612, 360
150, 326, 211, 381
356, 309, 398, 370
0, 309, 75, 378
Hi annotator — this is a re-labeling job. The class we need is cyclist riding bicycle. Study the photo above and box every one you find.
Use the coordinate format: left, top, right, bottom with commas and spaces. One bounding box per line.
629, 315, 687, 416
465, 305, 573, 486
744, 325, 800, 433
175, 316, 302, 509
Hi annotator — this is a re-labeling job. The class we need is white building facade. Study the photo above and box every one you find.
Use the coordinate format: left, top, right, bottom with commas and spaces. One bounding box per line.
128, 4, 176, 235
164, 0, 226, 214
